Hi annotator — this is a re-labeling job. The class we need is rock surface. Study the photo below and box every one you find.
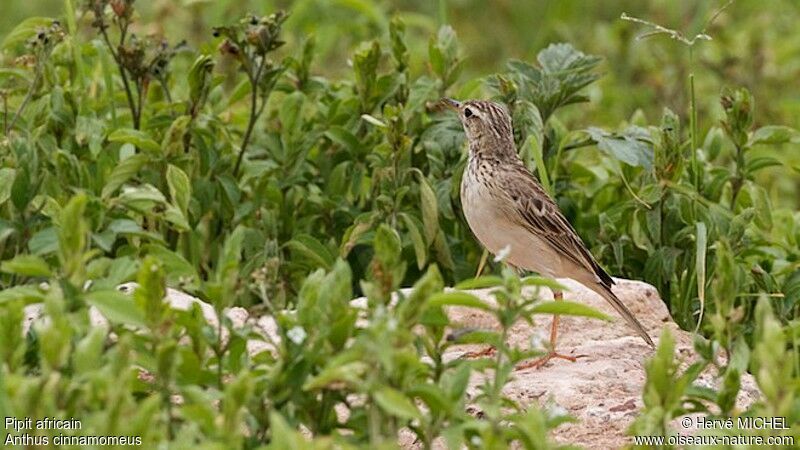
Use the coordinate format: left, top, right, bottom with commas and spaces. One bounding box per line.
21, 278, 761, 449
433, 279, 760, 449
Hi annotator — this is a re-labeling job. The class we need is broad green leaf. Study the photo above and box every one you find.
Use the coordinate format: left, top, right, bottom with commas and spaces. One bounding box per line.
748, 125, 800, 146
279, 91, 305, 139
325, 127, 362, 154
0, 168, 15, 206
134, 256, 167, 327
166, 164, 191, 214
84, 289, 147, 328
286, 234, 334, 270
520, 276, 568, 291
161, 115, 192, 155
531, 300, 611, 320
57, 194, 88, 280
164, 205, 191, 232
0, 285, 45, 304
73, 327, 107, 373
408, 384, 451, 416
400, 213, 427, 270
102, 153, 149, 199
373, 224, 402, 267
586, 127, 653, 169
28, 227, 58, 255
373, 386, 422, 420
108, 128, 161, 153
418, 174, 440, 244
303, 361, 368, 390
1, 254, 51, 277
455, 276, 503, 290
144, 244, 198, 286
426, 291, 491, 310
117, 184, 167, 212
2, 17, 53, 49
432, 229, 454, 271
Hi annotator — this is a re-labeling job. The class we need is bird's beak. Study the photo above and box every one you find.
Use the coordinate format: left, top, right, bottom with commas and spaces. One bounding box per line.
441, 98, 461, 111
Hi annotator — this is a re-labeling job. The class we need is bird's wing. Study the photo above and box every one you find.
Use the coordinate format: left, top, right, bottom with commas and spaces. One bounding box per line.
498, 163, 614, 286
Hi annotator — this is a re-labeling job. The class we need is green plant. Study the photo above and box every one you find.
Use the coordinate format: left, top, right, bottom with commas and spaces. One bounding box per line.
1, 0, 799, 448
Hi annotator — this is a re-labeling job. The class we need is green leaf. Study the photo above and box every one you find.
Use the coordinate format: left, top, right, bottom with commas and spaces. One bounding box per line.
102, 153, 149, 199
748, 125, 800, 146
303, 361, 368, 390
400, 213, 427, 270
520, 276, 568, 291
166, 165, 191, 214
531, 300, 611, 320
373, 224, 402, 268
28, 227, 58, 255
586, 127, 653, 169
455, 276, 504, 290
694, 222, 707, 333
108, 128, 161, 153
417, 174, 440, 244
163, 205, 191, 232
426, 291, 490, 310
279, 91, 305, 139
408, 384, 451, 416
0, 168, 15, 206
143, 244, 198, 286
2, 17, 54, 49
1, 254, 51, 277
134, 256, 167, 327
360, 114, 386, 128
0, 285, 45, 304
286, 234, 334, 270
84, 289, 147, 328
117, 184, 167, 212
528, 135, 551, 195
373, 386, 422, 420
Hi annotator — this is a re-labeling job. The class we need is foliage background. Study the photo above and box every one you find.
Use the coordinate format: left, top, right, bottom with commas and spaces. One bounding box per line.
0, 0, 798, 448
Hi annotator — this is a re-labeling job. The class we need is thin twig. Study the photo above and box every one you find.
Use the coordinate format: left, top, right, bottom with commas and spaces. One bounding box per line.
233, 56, 267, 176
6, 66, 43, 135
99, 25, 140, 129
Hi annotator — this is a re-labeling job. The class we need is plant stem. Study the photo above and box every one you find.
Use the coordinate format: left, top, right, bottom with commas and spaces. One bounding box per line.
233, 58, 266, 177
689, 71, 698, 188
100, 25, 140, 129
6, 65, 43, 135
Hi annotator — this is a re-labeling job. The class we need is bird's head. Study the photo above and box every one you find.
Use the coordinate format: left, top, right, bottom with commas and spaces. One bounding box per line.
442, 98, 515, 157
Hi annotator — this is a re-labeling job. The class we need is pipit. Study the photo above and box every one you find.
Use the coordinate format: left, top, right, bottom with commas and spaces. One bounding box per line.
443, 98, 654, 368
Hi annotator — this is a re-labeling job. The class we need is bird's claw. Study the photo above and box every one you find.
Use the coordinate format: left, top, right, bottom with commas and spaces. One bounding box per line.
516, 351, 586, 370
461, 346, 496, 359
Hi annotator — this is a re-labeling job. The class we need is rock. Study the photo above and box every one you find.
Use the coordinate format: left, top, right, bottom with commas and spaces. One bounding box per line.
435, 278, 761, 449
18, 278, 761, 449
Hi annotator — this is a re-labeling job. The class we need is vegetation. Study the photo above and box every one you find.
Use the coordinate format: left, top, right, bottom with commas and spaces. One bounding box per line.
0, 0, 798, 448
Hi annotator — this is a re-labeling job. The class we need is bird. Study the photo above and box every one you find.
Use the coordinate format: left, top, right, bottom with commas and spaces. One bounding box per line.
442, 98, 654, 369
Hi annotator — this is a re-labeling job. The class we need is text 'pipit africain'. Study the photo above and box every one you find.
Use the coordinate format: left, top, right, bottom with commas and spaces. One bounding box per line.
444, 98, 654, 368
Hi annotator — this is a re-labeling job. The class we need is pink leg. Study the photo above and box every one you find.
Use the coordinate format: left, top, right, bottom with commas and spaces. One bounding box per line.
516, 290, 579, 370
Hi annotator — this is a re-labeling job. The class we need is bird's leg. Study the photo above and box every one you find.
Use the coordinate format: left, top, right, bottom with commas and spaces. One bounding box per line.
475, 249, 489, 277
516, 290, 578, 370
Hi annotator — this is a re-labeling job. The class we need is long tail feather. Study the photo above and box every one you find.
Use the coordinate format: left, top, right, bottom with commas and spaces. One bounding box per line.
587, 283, 654, 348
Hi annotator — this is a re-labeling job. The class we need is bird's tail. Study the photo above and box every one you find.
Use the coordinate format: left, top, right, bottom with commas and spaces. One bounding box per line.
586, 282, 654, 348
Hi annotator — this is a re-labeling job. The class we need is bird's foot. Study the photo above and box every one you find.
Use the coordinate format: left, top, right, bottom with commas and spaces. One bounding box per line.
461, 346, 496, 359
516, 351, 584, 370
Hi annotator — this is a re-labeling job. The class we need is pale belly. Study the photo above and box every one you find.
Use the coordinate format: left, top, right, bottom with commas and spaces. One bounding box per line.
461, 174, 563, 277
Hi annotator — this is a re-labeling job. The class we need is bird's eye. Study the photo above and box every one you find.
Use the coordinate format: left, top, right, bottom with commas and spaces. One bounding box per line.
464, 107, 474, 118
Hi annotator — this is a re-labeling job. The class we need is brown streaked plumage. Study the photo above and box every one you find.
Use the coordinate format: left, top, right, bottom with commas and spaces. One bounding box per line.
443, 98, 654, 365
